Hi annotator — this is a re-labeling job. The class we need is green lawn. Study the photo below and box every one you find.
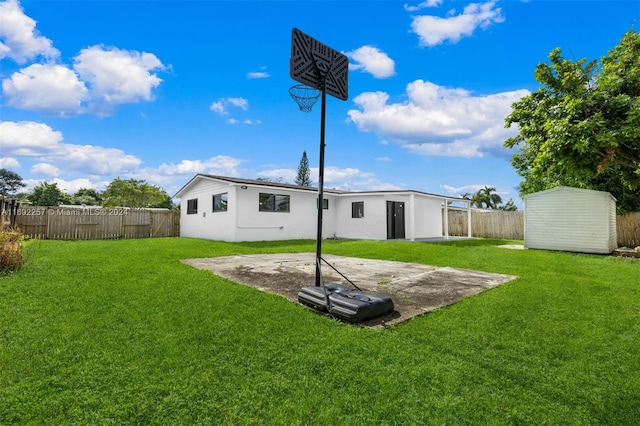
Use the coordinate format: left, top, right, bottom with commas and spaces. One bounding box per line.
1, 237, 638, 424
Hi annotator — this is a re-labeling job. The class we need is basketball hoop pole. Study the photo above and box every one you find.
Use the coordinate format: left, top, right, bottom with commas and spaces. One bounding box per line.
315, 80, 327, 287
289, 27, 348, 287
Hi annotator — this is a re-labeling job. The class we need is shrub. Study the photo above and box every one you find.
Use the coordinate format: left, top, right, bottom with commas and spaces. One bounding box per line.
0, 226, 24, 273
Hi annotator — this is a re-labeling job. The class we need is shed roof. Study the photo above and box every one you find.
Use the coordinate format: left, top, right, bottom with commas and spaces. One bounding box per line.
523, 186, 616, 201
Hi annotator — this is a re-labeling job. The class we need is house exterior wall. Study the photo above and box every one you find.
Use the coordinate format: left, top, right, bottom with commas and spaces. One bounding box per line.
180, 179, 237, 241
333, 193, 445, 240
234, 186, 336, 242
413, 195, 443, 239
334, 194, 388, 240
524, 187, 617, 254
176, 175, 461, 242
179, 177, 337, 242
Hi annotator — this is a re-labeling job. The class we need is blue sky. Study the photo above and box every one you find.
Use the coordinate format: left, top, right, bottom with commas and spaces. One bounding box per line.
1, 0, 638, 208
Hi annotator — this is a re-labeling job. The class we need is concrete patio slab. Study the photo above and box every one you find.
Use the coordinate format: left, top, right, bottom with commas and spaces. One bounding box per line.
182, 253, 517, 329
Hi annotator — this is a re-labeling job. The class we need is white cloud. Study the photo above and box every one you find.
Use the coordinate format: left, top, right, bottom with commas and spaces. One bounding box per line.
210, 97, 249, 115
347, 80, 529, 158
210, 97, 259, 125
252, 165, 400, 192
322, 166, 373, 183
157, 156, 245, 177
51, 177, 103, 194
210, 100, 225, 114
404, 0, 443, 12
0, 157, 20, 169
31, 162, 59, 177
0, 120, 141, 174
73, 45, 164, 113
1, 43, 165, 116
310, 166, 402, 191
2, 64, 88, 115
54, 144, 141, 175
227, 97, 248, 110
410, 1, 504, 46
441, 183, 487, 196
346, 46, 396, 79
0, 120, 62, 156
0, 0, 60, 63
247, 71, 270, 79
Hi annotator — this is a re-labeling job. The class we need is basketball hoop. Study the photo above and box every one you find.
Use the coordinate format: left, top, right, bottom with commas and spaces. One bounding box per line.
289, 84, 320, 113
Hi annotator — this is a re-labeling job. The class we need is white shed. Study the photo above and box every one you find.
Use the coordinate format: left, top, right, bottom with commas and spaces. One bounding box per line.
524, 186, 617, 254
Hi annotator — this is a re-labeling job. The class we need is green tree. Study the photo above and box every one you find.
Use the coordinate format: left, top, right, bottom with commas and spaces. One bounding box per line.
0, 169, 26, 200
27, 182, 71, 206
295, 151, 312, 186
70, 188, 103, 206
102, 178, 172, 208
498, 199, 518, 211
471, 186, 503, 209
256, 177, 284, 183
504, 29, 640, 212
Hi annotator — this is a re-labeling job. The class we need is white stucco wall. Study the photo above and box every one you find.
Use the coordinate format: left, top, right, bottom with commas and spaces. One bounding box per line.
234, 186, 337, 241
179, 179, 237, 241
177, 176, 460, 242
524, 186, 617, 254
179, 177, 337, 242
334, 194, 394, 240
413, 195, 443, 239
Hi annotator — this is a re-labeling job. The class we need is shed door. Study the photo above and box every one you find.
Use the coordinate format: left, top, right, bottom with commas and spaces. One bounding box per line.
386, 201, 405, 239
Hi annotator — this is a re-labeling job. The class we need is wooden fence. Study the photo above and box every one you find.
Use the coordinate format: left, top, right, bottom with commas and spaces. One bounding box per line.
617, 212, 640, 247
447, 209, 640, 247
12, 206, 180, 240
447, 210, 524, 240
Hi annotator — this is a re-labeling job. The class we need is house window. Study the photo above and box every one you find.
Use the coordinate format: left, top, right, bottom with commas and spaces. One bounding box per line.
259, 193, 290, 212
352, 201, 364, 218
213, 193, 228, 212
187, 198, 198, 215
317, 198, 329, 210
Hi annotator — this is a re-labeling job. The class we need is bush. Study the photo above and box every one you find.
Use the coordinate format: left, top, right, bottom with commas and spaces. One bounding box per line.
0, 226, 24, 273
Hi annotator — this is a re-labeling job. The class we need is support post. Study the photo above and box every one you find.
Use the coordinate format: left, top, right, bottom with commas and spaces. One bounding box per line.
315, 84, 327, 286
467, 200, 472, 237
443, 200, 449, 238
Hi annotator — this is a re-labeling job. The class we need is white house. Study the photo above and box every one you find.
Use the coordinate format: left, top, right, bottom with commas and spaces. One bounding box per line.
174, 174, 471, 242
524, 186, 617, 254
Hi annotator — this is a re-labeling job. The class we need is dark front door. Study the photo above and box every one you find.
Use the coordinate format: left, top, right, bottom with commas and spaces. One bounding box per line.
386, 201, 405, 239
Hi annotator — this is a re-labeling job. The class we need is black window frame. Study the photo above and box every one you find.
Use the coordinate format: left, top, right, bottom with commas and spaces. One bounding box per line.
259, 192, 290, 213
352, 201, 364, 218
187, 198, 198, 215
317, 198, 329, 210
213, 192, 228, 212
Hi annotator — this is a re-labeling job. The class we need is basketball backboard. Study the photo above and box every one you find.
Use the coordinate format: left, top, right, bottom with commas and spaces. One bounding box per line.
290, 28, 348, 101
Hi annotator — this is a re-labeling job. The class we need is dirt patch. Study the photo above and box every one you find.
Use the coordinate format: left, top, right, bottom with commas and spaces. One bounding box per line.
182, 253, 517, 328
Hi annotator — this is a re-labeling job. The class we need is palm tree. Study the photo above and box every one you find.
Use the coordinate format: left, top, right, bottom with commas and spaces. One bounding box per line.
473, 186, 503, 209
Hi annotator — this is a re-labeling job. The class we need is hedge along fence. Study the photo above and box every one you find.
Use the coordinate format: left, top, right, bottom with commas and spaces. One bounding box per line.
447, 209, 640, 247
11, 206, 180, 240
